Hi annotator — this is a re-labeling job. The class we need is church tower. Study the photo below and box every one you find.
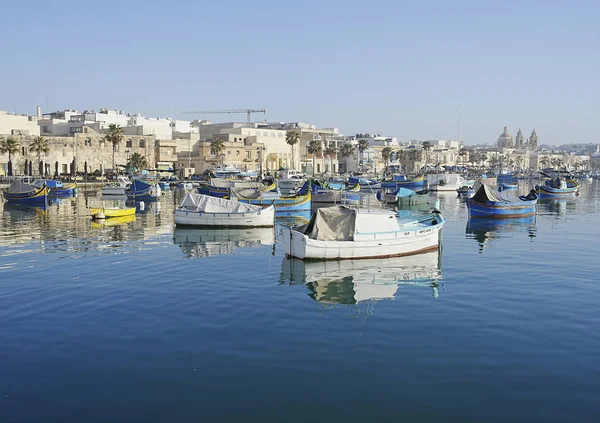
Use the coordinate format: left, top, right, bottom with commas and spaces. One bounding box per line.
515, 129, 524, 149
497, 126, 514, 148
528, 129, 538, 150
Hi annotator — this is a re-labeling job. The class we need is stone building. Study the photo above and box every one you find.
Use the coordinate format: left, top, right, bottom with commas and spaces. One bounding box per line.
497, 126, 514, 148
0, 128, 155, 177
515, 129, 524, 148
527, 129, 538, 150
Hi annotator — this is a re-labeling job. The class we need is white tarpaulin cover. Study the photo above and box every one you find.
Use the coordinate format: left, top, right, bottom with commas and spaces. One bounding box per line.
179, 193, 263, 213
472, 184, 521, 203
300, 206, 357, 241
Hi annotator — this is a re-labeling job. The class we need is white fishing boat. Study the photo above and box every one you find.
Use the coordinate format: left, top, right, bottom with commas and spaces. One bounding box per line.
282, 205, 445, 260
427, 173, 467, 191
101, 176, 131, 196
277, 169, 306, 192
174, 193, 275, 227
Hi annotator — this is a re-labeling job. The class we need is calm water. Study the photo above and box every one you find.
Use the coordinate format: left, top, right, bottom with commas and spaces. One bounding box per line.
1, 182, 600, 422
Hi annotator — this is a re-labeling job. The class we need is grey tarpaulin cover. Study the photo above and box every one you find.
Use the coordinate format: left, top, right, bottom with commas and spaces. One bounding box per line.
471, 184, 521, 203
299, 206, 357, 241
8, 180, 36, 193
179, 193, 263, 213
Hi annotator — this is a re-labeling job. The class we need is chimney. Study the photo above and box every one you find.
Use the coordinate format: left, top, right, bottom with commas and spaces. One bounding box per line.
36, 105, 41, 117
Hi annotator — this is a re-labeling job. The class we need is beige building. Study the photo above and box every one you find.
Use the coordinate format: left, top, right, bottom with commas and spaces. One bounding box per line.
0, 111, 40, 136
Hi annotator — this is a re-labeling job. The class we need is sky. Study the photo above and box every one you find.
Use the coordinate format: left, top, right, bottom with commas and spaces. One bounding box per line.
1, 0, 598, 145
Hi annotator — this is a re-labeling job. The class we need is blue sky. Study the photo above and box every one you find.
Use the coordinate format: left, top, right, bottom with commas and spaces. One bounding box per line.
1, 0, 598, 145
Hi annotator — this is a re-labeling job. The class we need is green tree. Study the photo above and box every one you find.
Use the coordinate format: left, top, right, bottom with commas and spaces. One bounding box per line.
0, 136, 20, 173
421, 141, 432, 172
127, 152, 147, 170
323, 144, 337, 174
29, 136, 50, 172
210, 139, 225, 166
338, 143, 356, 174
285, 130, 300, 170
104, 124, 124, 171
357, 139, 369, 171
307, 139, 322, 176
381, 146, 393, 175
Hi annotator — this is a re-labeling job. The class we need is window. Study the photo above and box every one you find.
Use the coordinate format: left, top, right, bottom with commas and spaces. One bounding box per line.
236, 150, 240, 155
85, 137, 92, 147
210, 148, 216, 156
139, 140, 145, 148
246, 151, 251, 159
126, 139, 132, 148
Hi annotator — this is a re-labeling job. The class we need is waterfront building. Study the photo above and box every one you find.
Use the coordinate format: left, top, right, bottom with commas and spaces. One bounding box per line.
0, 110, 40, 136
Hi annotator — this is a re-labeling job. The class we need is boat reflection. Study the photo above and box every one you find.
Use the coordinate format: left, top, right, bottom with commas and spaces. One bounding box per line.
466, 216, 536, 253
279, 251, 443, 305
536, 198, 578, 217
173, 227, 275, 258
90, 215, 136, 229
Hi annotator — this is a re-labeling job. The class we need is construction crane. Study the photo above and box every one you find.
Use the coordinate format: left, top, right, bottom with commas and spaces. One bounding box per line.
182, 109, 266, 123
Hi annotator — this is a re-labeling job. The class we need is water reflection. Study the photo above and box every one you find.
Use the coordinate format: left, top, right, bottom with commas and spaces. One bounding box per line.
173, 227, 275, 258
279, 251, 443, 308
536, 198, 579, 217
466, 216, 537, 253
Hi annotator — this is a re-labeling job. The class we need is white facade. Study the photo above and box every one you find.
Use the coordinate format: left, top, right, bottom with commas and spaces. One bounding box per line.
126, 115, 173, 140
0, 111, 40, 136
83, 109, 129, 128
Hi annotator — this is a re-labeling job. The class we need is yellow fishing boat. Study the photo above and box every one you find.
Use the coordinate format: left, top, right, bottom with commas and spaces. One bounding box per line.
90, 206, 136, 219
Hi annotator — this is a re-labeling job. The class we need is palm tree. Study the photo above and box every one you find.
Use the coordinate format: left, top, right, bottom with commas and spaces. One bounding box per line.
285, 130, 300, 170
210, 139, 226, 166
421, 141, 431, 172
381, 146, 393, 176
489, 155, 500, 172
306, 139, 322, 176
0, 136, 19, 176
458, 148, 468, 170
104, 124, 124, 171
127, 152, 147, 170
357, 139, 369, 172
338, 143, 356, 174
323, 144, 337, 174
515, 156, 524, 171
29, 136, 50, 174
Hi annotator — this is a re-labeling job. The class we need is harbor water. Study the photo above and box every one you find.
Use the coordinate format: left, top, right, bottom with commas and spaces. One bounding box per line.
1, 181, 600, 422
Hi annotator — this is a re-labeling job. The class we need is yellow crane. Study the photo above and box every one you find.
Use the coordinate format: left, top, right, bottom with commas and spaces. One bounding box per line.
182, 109, 266, 123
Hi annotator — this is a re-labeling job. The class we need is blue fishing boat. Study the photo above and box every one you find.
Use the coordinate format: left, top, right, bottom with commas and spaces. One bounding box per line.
381, 174, 427, 190
125, 179, 161, 201
383, 187, 430, 206
231, 181, 312, 211
32, 180, 77, 196
311, 183, 360, 204
348, 177, 381, 190
497, 174, 518, 190
456, 185, 475, 199
535, 178, 579, 198
2, 180, 49, 205
467, 185, 538, 218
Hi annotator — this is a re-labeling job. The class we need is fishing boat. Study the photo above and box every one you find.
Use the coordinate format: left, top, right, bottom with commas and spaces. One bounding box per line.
200, 178, 264, 198
535, 178, 579, 198
125, 179, 161, 201
381, 174, 426, 190
210, 164, 242, 178
282, 205, 445, 260
90, 206, 136, 219
467, 185, 538, 218
348, 176, 381, 191
497, 174, 518, 190
174, 193, 275, 227
33, 180, 77, 196
102, 176, 131, 196
277, 170, 306, 193
427, 173, 468, 191
2, 180, 49, 205
456, 184, 475, 199
230, 181, 312, 212
280, 250, 442, 303
311, 182, 360, 204
478, 174, 497, 186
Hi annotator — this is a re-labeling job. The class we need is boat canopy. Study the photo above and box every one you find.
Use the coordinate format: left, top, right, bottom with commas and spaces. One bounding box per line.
179, 193, 263, 213
396, 187, 416, 198
8, 180, 37, 193
471, 184, 521, 203
297, 206, 401, 241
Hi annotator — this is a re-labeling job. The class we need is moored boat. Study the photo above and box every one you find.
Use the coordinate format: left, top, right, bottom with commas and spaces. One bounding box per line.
125, 179, 161, 201
535, 178, 579, 198
102, 176, 131, 196
90, 206, 136, 219
385, 187, 430, 206
33, 180, 77, 196
467, 185, 538, 218
2, 180, 49, 205
282, 205, 445, 260
497, 174, 518, 190
231, 181, 312, 211
174, 193, 275, 227
456, 184, 475, 199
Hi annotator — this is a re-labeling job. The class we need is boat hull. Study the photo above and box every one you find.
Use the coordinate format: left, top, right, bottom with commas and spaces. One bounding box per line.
2, 186, 49, 205
467, 200, 537, 218
282, 216, 444, 260
174, 205, 275, 227
235, 193, 312, 211
90, 207, 136, 218
536, 185, 577, 198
